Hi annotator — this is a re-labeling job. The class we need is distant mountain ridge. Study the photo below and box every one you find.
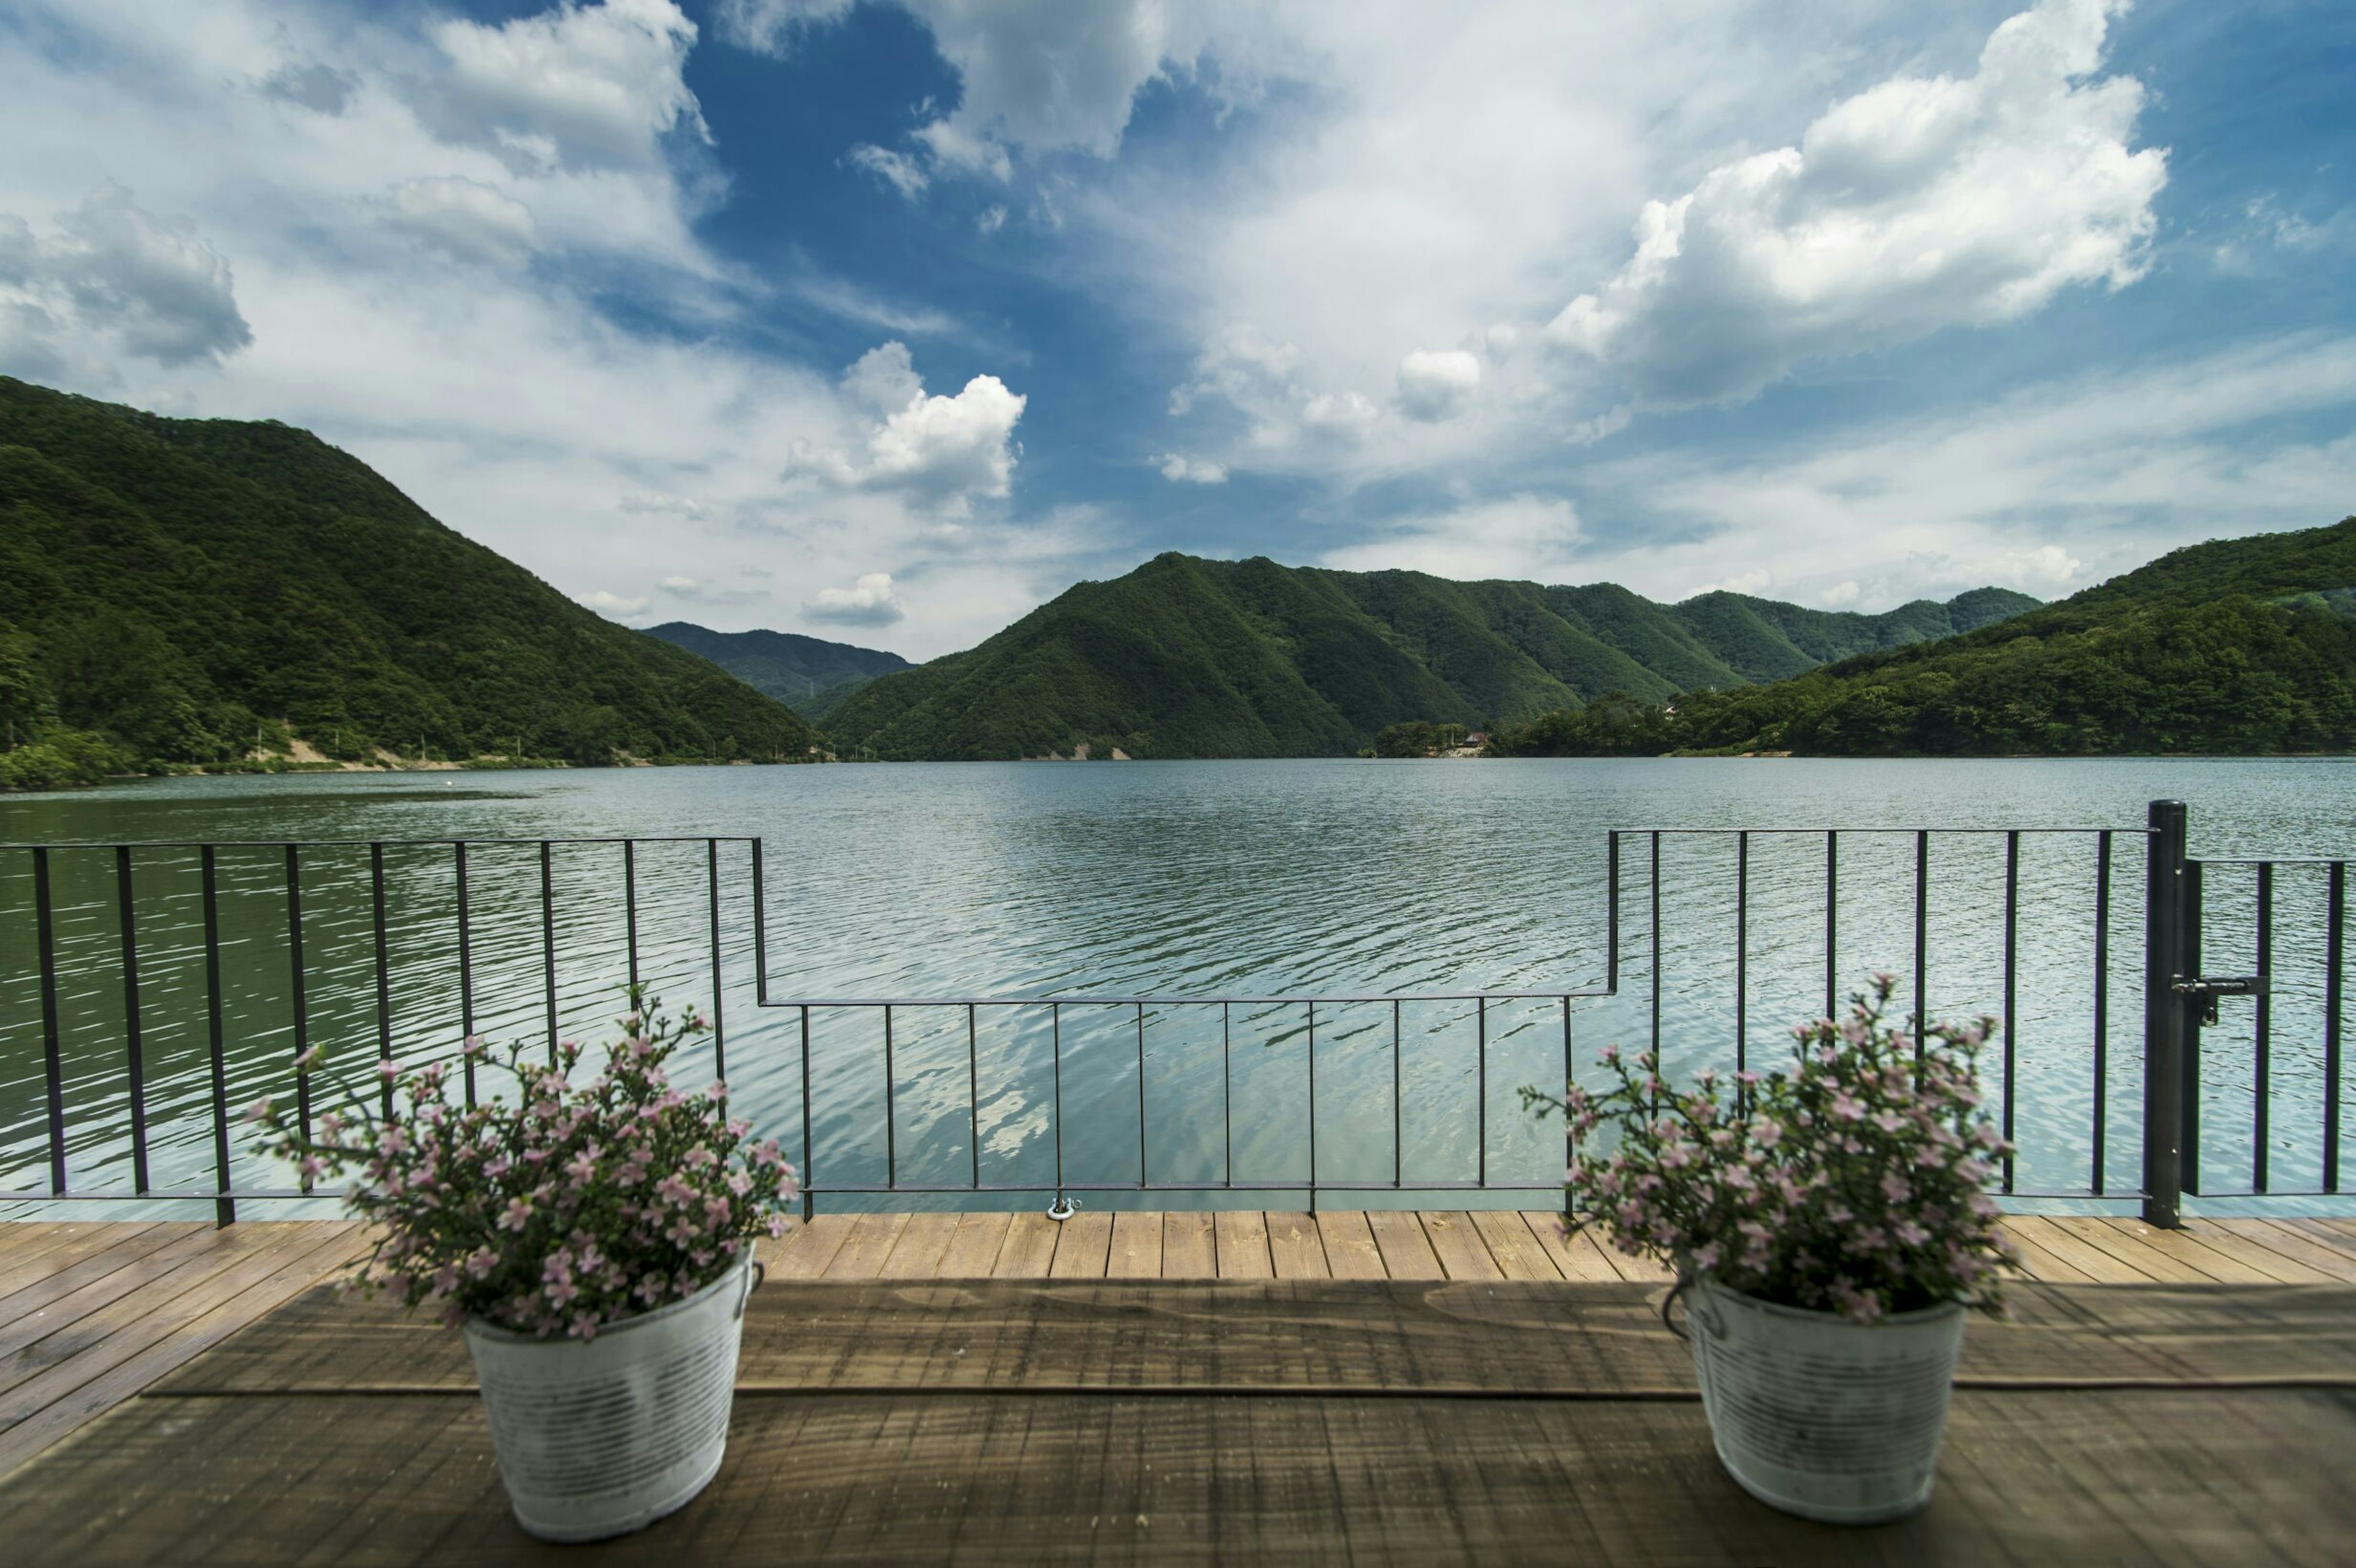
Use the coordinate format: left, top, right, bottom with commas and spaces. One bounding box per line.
642, 623, 912, 721
1491, 516, 2356, 758
0, 376, 820, 787
822, 552, 2039, 760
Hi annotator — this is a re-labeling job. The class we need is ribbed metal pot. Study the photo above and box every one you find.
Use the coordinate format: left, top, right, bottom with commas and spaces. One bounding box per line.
463, 1257, 759, 1543
1684, 1275, 1965, 1524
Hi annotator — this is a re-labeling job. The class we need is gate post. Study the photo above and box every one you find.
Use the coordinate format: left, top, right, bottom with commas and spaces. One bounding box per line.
2142, 800, 2190, 1228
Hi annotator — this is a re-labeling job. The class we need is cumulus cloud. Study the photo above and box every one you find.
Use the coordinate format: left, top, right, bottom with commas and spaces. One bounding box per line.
1395, 348, 1480, 422
1156, 453, 1228, 484
1545, 0, 2166, 405
788, 341, 1026, 512
387, 178, 539, 266
0, 186, 252, 372
660, 573, 768, 606
421, 0, 708, 174
577, 588, 652, 618
258, 60, 358, 117
1322, 494, 1587, 583
803, 571, 907, 625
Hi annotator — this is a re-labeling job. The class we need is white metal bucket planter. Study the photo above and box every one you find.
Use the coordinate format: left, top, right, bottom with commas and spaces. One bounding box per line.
1677, 1276, 1965, 1525
463, 1257, 761, 1543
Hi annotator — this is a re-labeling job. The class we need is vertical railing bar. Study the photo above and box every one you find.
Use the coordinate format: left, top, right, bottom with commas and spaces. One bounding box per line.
371, 842, 393, 1121
1052, 1002, 1064, 1197
116, 846, 150, 1196
798, 1003, 814, 1221
2253, 862, 2273, 1194
1825, 830, 1838, 1018
750, 839, 769, 1006
1913, 830, 1929, 1056
2143, 801, 2188, 1229
1306, 1000, 1316, 1209
2093, 831, 2112, 1197
1561, 994, 1574, 1222
539, 840, 558, 1065
706, 837, 726, 1083
283, 844, 312, 1193
1476, 996, 1487, 1190
2184, 858, 2204, 1197
1224, 1001, 1234, 1190
968, 1002, 980, 1191
33, 847, 66, 1197
1734, 832, 1749, 1099
455, 843, 476, 1109
1649, 832, 1661, 1057
1138, 1001, 1149, 1191
2002, 829, 2019, 1194
203, 846, 234, 1226
883, 1004, 895, 1191
1392, 998, 1403, 1190
1606, 831, 1620, 996
623, 840, 639, 990
2326, 863, 2344, 1195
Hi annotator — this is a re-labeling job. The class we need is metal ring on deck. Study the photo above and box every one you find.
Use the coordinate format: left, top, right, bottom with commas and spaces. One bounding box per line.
1047, 1196, 1079, 1221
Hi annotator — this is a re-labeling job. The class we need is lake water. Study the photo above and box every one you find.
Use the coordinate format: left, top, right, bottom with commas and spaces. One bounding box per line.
7, 757, 2355, 1218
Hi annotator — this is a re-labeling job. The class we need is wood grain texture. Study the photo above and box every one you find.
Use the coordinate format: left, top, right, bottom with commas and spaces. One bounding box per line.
934, 1212, 1012, 1277
1365, 1210, 1445, 1279
1264, 1212, 1329, 1279
760, 1215, 853, 1280
1213, 1210, 1272, 1279
876, 1212, 963, 1280
1046, 1210, 1112, 1279
820, 1213, 909, 1280
1314, 1210, 1388, 1280
1107, 1212, 1163, 1279
992, 1213, 1060, 1278
1470, 1211, 1561, 1280
1417, 1212, 1503, 1280
1160, 1212, 1216, 1278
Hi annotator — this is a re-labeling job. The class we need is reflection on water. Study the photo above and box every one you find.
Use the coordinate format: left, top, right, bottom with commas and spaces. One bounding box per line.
5, 757, 2354, 1216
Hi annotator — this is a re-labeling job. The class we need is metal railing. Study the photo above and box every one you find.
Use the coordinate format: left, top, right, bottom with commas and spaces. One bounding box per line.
2, 801, 2344, 1227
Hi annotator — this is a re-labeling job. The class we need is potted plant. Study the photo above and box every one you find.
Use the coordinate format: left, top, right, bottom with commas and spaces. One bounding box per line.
248, 989, 798, 1543
1524, 975, 2017, 1524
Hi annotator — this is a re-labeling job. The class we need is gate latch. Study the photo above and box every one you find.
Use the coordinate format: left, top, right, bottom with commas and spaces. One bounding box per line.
2173, 974, 2268, 1026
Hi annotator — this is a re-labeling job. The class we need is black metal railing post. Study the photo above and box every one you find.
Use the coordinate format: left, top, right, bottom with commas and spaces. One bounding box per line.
2143, 800, 2190, 1228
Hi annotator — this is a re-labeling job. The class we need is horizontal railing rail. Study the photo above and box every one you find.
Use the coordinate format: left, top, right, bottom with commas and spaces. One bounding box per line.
3, 802, 2345, 1228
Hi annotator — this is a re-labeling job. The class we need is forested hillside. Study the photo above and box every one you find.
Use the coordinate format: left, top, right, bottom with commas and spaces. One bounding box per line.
823, 552, 2036, 760
642, 623, 912, 720
0, 377, 819, 788
1491, 518, 2356, 758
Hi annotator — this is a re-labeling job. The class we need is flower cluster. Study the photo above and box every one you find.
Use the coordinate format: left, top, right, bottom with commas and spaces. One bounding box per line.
247, 988, 796, 1339
1524, 975, 2017, 1323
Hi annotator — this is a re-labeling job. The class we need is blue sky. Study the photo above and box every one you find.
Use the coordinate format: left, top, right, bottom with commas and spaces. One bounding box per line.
0, 1, 2349, 658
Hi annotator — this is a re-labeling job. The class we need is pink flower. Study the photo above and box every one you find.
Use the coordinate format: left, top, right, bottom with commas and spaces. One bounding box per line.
498, 1197, 534, 1232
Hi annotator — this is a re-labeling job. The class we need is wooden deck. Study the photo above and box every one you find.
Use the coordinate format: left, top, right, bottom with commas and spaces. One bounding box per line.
3, 1213, 2354, 1561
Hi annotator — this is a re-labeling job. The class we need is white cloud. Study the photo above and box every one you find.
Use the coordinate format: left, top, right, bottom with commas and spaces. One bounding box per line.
258, 60, 358, 117
788, 342, 1027, 513
387, 177, 540, 266
1821, 580, 1860, 605
619, 490, 707, 518
803, 571, 907, 626
660, 573, 768, 606
977, 204, 1008, 237
1300, 390, 1377, 445
577, 588, 652, 618
1395, 348, 1480, 423
1322, 494, 1586, 583
847, 143, 929, 200
1545, 0, 2166, 405
421, 0, 709, 174
1155, 453, 1228, 484
0, 186, 251, 372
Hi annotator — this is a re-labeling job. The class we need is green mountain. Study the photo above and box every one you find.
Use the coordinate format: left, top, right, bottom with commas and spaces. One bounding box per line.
642, 623, 912, 721
0, 377, 821, 788
822, 551, 2038, 760
1493, 517, 2356, 758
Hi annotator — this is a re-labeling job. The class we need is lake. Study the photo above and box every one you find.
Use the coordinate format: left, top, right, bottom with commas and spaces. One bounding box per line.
6, 757, 2354, 1218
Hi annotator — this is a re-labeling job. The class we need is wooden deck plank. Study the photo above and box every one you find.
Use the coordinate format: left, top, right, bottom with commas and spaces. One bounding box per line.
0, 1224, 252, 1366
2171, 1221, 2343, 1285
875, 1213, 963, 1280
933, 1212, 1012, 1277
1365, 1209, 1444, 1279
1522, 1213, 1622, 1283
2242, 1218, 2356, 1280
0, 1224, 173, 1304
1106, 1212, 1163, 1279
1046, 1210, 1113, 1278
2019, 1216, 2165, 1282
1998, 1220, 2102, 1285
1213, 1210, 1272, 1278
0, 1221, 360, 1480
991, 1213, 1060, 1278
0, 1224, 194, 1339
761, 1215, 854, 1280
2065, 1218, 2243, 1284
1470, 1211, 1563, 1281
1264, 1212, 1330, 1279
819, 1214, 910, 1280
1417, 1213, 1503, 1280
1313, 1211, 1388, 1280
2277, 1217, 2356, 1266
1160, 1212, 1217, 1278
